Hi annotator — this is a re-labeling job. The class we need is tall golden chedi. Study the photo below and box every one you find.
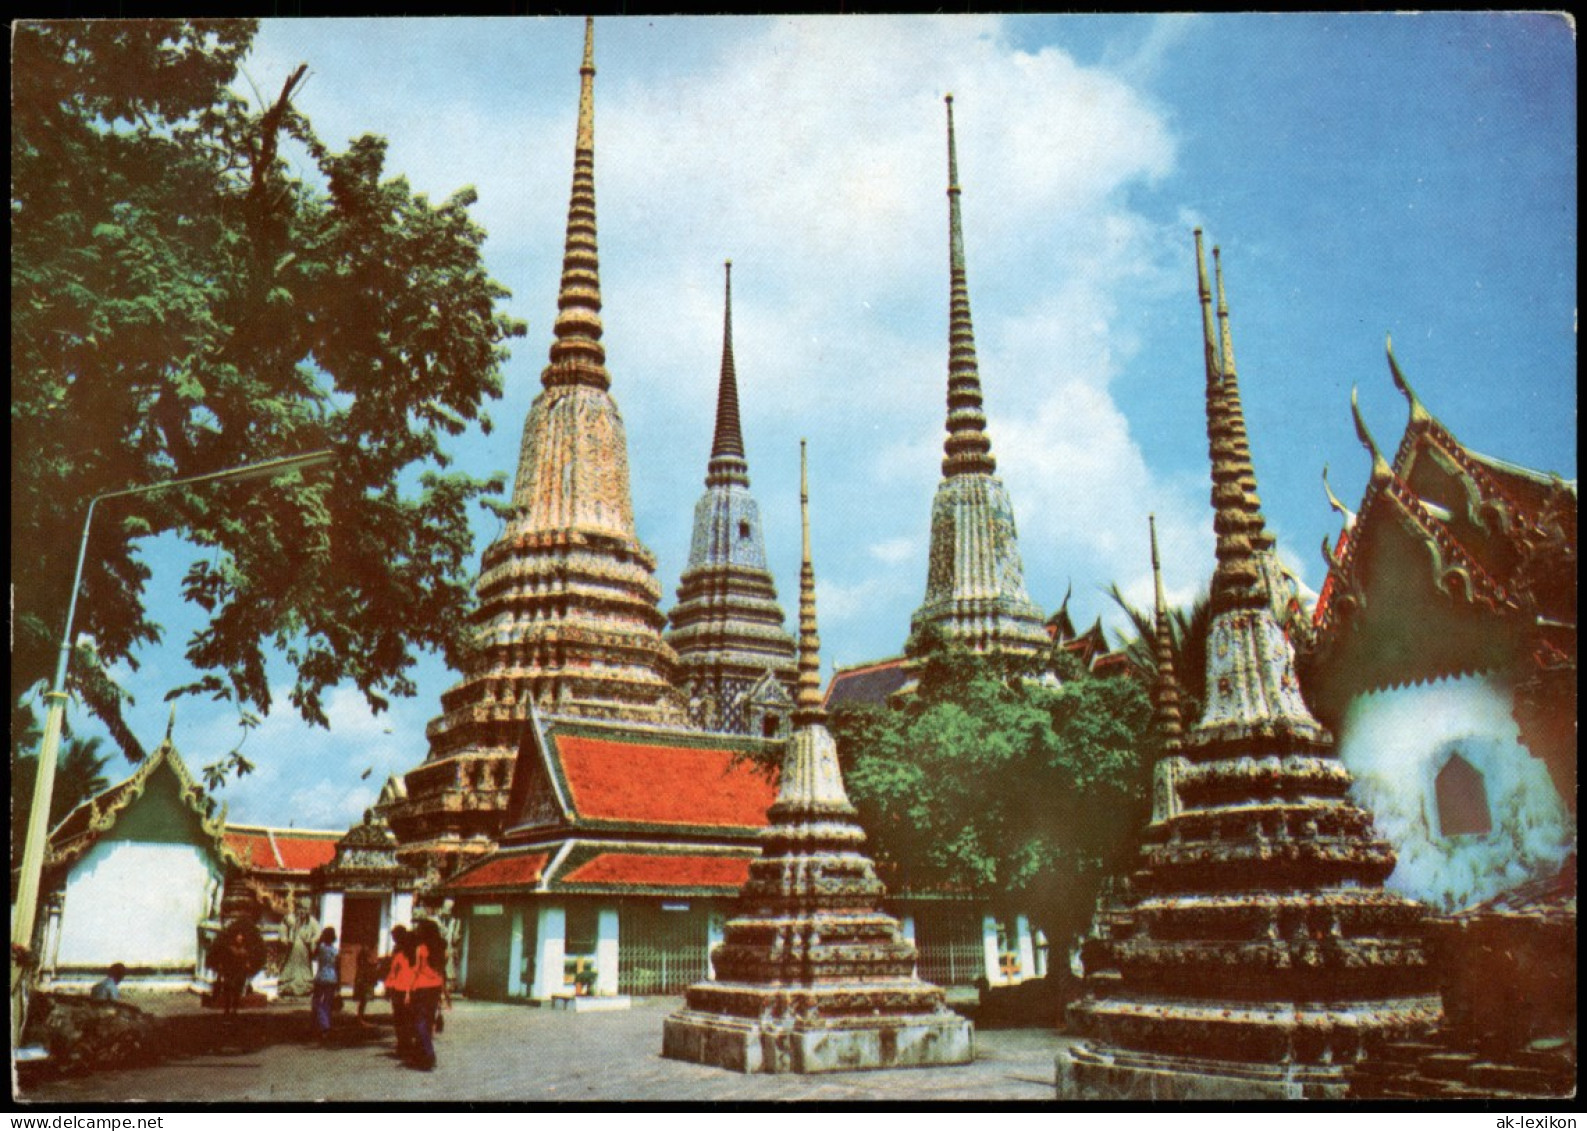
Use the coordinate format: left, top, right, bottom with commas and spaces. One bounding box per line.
908, 95, 1050, 659
663, 443, 973, 1074
665, 263, 798, 737
1058, 232, 1441, 1100
390, 19, 685, 885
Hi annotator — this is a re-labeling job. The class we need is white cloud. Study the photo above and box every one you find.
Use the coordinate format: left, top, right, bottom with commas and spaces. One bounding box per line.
868, 537, 916, 564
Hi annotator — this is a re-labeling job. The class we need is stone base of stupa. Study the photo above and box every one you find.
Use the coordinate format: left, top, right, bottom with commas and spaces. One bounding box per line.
664, 1005, 973, 1075
1056, 1042, 1352, 1101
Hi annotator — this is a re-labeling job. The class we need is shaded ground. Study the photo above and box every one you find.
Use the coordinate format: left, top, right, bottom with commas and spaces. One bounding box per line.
18, 994, 1075, 1104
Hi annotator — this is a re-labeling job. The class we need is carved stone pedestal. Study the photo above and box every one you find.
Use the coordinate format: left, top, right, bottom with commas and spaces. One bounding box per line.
666, 1004, 971, 1075
1057, 1042, 1349, 1101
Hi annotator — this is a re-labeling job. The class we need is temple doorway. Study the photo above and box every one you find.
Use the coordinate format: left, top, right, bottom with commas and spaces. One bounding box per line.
464, 909, 513, 1000
341, 896, 382, 953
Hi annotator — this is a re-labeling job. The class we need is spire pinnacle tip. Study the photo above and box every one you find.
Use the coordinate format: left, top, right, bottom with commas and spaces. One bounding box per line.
544, 10, 607, 389
706, 255, 747, 479
794, 438, 824, 723
941, 93, 995, 478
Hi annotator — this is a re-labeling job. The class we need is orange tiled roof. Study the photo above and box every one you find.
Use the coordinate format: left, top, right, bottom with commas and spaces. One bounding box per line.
273, 834, 339, 871
223, 831, 278, 869
557, 735, 775, 829
561, 852, 751, 889
222, 827, 340, 873
450, 852, 551, 890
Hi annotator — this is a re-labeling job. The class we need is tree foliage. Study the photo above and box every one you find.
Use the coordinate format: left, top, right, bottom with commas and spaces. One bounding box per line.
11, 736, 112, 875
831, 638, 1156, 956
12, 21, 527, 768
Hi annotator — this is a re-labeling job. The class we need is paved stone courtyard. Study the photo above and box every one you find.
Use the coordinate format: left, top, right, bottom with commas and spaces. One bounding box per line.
20, 996, 1074, 1104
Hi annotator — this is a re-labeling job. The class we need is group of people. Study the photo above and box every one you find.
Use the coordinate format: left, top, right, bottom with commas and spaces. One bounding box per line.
308, 918, 449, 1072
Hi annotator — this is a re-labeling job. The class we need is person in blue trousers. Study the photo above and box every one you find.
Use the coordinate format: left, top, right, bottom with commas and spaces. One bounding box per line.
310, 926, 339, 1040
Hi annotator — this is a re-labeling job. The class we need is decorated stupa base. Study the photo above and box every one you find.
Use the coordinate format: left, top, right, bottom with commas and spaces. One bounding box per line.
1059, 1042, 1362, 1102
665, 997, 973, 1075
662, 730, 972, 1074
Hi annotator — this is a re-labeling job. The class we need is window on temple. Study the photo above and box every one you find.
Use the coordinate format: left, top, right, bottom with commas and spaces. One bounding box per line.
762, 714, 779, 738
738, 520, 751, 539
1435, 752, 1492, 837
565, 903, 599, 967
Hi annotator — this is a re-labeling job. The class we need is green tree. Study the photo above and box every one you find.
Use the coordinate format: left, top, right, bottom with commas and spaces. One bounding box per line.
12, 21, 526, 772
831, 639, 1156, 961
11, 736, 112, 876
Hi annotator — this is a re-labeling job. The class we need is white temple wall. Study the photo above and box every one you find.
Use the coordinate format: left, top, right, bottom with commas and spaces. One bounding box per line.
529, 903, 566, 999
1338, 671, 1574, 911
55, 840, 219, 972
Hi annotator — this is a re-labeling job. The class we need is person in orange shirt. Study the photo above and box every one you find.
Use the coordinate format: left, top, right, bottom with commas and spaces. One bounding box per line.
406, 918, 447, 1072
383, 925, 415, 1063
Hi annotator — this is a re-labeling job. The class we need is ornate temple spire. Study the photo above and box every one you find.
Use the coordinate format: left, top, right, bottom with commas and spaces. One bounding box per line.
1214, 246, 1275, 552
940, 94, 996, 479
793, 439, 825, 726
908, 95, 1049, 661
665, 451, 971, 1078
1148, 515, 1184, 750
391, 18, 685, 883
544, 16, 608, 391
1194, 233, 1265, 613
1060, 230, 1439, 1101
707, 260, 749, 488
667, 264, 796, 736
1188, 229, 1329, 745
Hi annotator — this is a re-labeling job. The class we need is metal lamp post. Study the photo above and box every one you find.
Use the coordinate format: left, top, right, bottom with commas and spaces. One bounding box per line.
10, 450, 334, 1043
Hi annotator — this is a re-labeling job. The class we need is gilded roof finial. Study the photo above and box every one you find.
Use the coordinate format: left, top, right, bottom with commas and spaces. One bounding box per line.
706, 260, 749, 487
1195, 233, 1263, 611
1321, 463, 1357, 529
794, 439, 825, 725
1213, 245, 1275, 552
1149, 515, 1184, 749
544, 16, 609, 391
1385, 333, 1431, 426
164, 703, 177, 745
1352, 387, 1394, 485
941, 94, 996, 479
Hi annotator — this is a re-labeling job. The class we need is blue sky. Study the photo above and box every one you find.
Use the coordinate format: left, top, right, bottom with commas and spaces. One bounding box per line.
50, 14, 1576, 830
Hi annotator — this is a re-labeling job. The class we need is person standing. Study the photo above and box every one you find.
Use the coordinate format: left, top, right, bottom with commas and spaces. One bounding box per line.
384, 925, 414, 1063
353, 945, 380, 1028
406, 919, 447, 1071
209, 925, 249, 1017
310, 926, 339, 1040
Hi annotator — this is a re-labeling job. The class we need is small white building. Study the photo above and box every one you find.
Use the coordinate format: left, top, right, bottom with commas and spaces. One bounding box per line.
1309, 357, 1576, 911
37, 738, 237, 993
442, 713, 1042, 1001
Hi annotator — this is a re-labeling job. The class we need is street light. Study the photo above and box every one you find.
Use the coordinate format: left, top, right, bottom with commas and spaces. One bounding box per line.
10, 450, 335, 1039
